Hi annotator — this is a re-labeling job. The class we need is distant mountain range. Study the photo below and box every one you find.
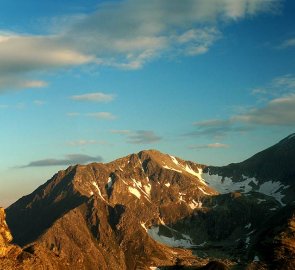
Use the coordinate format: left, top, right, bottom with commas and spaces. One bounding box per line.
1, 134, 295, 270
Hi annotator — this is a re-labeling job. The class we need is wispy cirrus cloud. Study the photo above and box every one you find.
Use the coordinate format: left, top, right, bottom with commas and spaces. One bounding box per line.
278, 37, 295, 49
0, 76, 48, 92
189, 143, 229, 149
189, 119, 251, 137
20, 154, 102, 168
127, 130, 162, 144
112, 129, 161, 144
67, 112, 80, 117
252, 74, 295, 100
70, 92, 115, 102
66, 139, 111, 146
110, 129, 131, 135
66, 111, 117, 120
67, 140, 98, 146
0, 0, 280, 89
86, 112, 117, 120
33, 100, 45, 106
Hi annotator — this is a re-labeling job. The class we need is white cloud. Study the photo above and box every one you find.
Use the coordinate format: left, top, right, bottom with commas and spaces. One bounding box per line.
251, 74, 295, 102
70, 92, 115, 102
126, 130, 162, 144
235, 94, 295, 125
279, 37, 295, 49
0, 0, 280, 89
86, 112, 117, 120
0, 76, 48, 91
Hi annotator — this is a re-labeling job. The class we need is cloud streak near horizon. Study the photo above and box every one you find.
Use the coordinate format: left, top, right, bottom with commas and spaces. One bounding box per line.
112, 129, 162, 144
70, 92, 115, 102
20, 154, 103, 168
191, 74, 295, 137
189, 143, 229, 149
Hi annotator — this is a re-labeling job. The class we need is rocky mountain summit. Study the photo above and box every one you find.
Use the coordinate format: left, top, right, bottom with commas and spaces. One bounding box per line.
2, 134, 295, 269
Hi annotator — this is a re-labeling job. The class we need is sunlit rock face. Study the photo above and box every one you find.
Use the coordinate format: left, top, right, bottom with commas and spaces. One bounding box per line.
0, 207, 13, 257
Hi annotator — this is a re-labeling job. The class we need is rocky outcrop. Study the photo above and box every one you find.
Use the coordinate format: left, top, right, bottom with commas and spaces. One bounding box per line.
250, 203, 295, 270
0, 207, 43, 270
0, 207, 13, 258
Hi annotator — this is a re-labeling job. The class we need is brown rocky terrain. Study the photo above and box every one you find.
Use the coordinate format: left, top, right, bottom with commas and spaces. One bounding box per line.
5, 150, 212, 269
2, 134, 295, 269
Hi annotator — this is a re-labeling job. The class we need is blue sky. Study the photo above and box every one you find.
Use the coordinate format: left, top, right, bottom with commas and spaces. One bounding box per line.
1, 0, 295, 206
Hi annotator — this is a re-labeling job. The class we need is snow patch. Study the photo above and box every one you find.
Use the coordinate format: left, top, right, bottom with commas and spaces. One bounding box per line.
92, 182, 107, 202
189, 199, 202, 209
245, 223, 251, 229
196, 241, 207, 247
257, 198, 266, 204
184, 165, 199, 177
107, 177, 113, 189
245, 236, 250, 248
258, 181, 288, 206
165, 182, 171, 187
159, 217, 166, 226
163, 165, 182, 173
147, 226, 194, 248
144, 184, 151, 196
170, 155, 179, 165
140, 222, 147, 232
202, 173, 257, 194
131, 178, 151, 201
203, 172, 289, 206
253, 256, 260, 262
131, 177, 142, 188
128, 187, 141, 199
